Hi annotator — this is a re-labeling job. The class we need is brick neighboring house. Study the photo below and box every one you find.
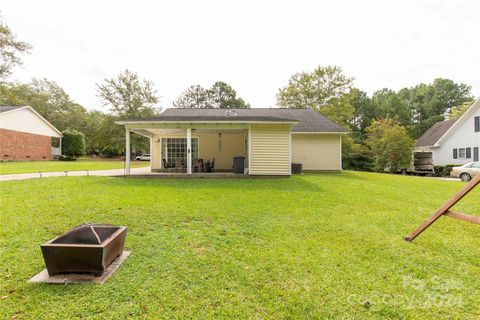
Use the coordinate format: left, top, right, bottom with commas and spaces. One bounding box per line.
0, 106, 63, 161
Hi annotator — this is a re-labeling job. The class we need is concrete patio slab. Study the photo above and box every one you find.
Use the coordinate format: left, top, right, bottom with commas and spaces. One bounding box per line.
28, 251, 130, 284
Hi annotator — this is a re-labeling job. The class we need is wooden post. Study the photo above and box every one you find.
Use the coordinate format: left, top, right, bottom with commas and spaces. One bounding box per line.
404, 174, 480, 241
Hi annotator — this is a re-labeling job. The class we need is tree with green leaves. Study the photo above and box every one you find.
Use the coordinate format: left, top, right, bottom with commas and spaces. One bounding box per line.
173, 85, 209, 109
350, 89, 374, 141
173, 81, 250, 109
96, 69, 160, 119
398, 78, 472, 138
96, 70, 160, 157
0, 79, 88, 132
365, 119, 414, 173
447, 100, 474, 119
62, 128, 86, 158
82, 111, 124, 156
0, 15, 32, 80
207, 81, 249, 109
277, 66, 354, 127
371, 89, 412, 128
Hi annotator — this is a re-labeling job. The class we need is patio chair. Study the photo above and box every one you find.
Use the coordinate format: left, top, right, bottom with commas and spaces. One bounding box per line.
175, 159, 185, 173
211, 158, 215, 173
163, 159, 174, 172
193, 158, 200, 173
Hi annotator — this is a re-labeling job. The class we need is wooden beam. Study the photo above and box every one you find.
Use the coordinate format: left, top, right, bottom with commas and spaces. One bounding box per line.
445, 211, 480, 225
131, 129, 154, 138
404, 174, 480, 241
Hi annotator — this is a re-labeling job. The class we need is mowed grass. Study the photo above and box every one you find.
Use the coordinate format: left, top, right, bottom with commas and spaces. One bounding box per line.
0, 159, 148, 175
0, 172, 478, 319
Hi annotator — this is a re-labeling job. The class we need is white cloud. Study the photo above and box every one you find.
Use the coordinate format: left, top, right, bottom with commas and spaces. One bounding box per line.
2, 0, 479, 110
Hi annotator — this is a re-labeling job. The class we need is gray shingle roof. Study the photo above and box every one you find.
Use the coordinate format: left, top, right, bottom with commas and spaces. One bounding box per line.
416, 118, 457, 147
137, 108, 347, 133
0, 106, 25, 113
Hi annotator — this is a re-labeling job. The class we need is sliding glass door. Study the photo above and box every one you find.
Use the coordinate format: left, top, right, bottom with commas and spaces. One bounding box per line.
162, 138, 198, 166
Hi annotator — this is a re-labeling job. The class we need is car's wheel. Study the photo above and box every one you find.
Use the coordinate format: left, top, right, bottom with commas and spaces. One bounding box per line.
460, 173, 472, 182
400, 169, 408, 175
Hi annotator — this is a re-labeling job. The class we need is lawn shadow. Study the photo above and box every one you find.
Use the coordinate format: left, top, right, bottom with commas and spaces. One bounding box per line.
89, 173, 334, 192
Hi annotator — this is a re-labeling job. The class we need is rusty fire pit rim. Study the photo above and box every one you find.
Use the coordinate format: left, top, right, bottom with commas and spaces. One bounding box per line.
41, 223, 127, 248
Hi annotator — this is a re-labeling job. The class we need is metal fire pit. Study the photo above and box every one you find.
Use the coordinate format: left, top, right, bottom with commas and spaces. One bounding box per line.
41, 223, 127, 276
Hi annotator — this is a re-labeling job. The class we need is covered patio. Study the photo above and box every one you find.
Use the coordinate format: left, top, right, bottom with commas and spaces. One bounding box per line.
127, 125, 250, 175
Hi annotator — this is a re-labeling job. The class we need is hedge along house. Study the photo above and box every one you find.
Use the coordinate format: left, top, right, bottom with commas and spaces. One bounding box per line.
116, 108, 348, 176
0, 106, 63, 161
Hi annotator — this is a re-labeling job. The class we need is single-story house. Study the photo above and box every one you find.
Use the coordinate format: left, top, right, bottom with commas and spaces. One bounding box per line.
116, 108, 348, 176
415, 98, 480, 166
0, 106, 63, 161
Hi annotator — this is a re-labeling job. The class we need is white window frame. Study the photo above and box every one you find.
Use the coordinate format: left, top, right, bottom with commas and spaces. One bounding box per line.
162, 138, 198, 164
458, 148, 466, 159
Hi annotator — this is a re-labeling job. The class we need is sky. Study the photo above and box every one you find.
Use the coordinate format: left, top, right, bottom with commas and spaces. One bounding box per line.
2, 0, 479, 111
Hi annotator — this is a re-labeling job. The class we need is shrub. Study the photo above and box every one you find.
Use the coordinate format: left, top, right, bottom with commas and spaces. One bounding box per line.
101, 146, 121, 157
365, 119, 414, 173
443, 165, 457, 177
62, 128, 86, 158
343, 145, 374, 171
433, 166, 445, 177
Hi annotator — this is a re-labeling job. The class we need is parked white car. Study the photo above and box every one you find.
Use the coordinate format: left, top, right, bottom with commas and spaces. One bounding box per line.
135, 154, 151, 161
450, 162, 480, 181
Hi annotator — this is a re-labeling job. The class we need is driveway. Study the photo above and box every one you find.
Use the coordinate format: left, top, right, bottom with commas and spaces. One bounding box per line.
0, 166, 151, 182
425, 176, 461, 182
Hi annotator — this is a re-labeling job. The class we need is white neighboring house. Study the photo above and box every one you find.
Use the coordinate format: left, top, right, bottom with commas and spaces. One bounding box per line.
415, 98, 480, 166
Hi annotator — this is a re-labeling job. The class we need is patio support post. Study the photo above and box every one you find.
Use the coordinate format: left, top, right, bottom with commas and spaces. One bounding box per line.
187, 128, 192, 174
59, 137, 62, 156
125, 128, 131, 175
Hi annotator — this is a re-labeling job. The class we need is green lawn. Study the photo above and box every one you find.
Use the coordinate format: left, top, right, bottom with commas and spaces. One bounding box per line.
0, 172, 478, 319
0, 159, 148, 175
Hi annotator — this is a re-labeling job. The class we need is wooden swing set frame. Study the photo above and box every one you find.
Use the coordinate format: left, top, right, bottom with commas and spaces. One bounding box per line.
404, 174, 480, 242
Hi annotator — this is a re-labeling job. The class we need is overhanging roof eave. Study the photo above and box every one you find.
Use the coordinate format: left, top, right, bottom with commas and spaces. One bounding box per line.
115, 120, 299, 125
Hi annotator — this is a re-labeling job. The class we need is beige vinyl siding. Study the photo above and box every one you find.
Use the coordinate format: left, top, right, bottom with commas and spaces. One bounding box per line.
150, 136, 162, 170
249, 124, 291, 175
198, 133, 245, 170
291, 134, 342, 170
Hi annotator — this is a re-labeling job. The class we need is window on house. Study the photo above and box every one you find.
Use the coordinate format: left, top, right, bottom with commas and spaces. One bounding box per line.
475, 116, 480, 132
162, 138, 198, 165
458, 148, 466, 159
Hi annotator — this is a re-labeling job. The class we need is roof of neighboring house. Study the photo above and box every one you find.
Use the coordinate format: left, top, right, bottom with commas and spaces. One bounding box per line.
416, 119, 457, 147
416, 97, 480, 147
121, 108, 348, 133
0, 106, 24, 113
